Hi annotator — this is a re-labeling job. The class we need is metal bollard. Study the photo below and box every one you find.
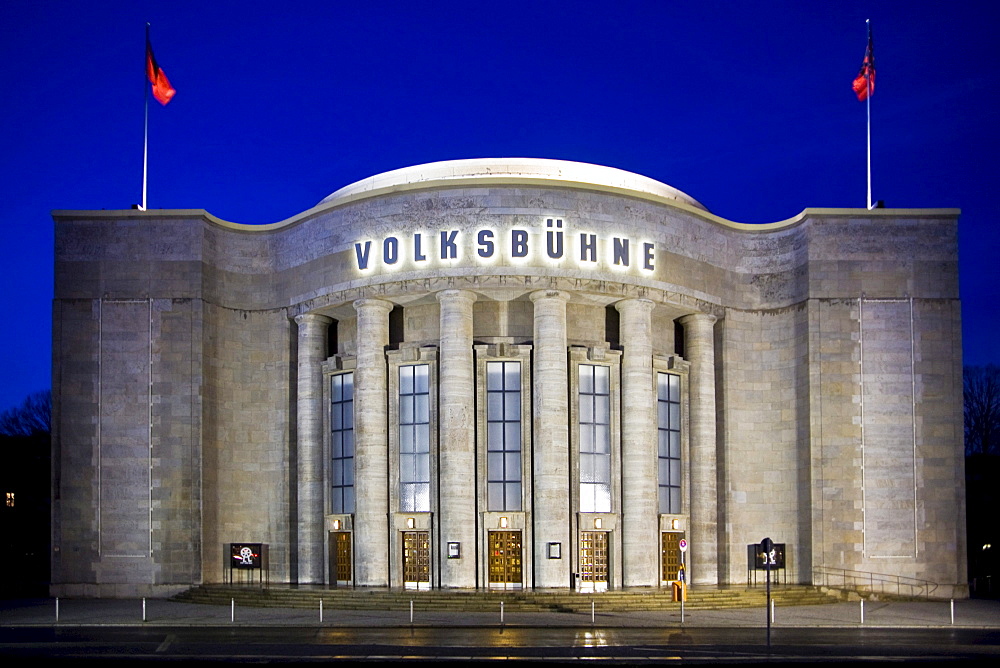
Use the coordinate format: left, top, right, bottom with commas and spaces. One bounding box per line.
320, 599, 323, 623
410, 600, 414, 625
950, 599, 954, 625
143, 598, 147, 622
500, 601, 505, 625
55, 597, 59, 623
860, 599, 864, 625
591, 600, 595, 625
231, 598, 235, 623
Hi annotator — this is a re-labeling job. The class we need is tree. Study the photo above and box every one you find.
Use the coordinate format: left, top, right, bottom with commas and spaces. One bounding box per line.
964, 365, 1000, 456
0, 390, 51, 438
0, 390, 51, 597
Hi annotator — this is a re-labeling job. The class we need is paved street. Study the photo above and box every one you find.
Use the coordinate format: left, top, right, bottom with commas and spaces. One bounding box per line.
3, 597, 999, 662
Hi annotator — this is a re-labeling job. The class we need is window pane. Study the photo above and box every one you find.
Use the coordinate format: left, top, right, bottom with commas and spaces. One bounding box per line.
506, 482, 522, 510
487, 453, 504, 480
415, 394, 429, 422
488, 482, 504, 511
580, 395, 593, 423
400, 366, 413, 394
487, 362, 503, 391
505, 452, 521, 478
415, 424, 429, 453
580, 484, 595, 513
579, 366, 593, 393
487, 392, 504, 419
505, 393, 520, 420
400, 454, 415, 482
595, 395, 609, 424
488, 422, 504, 450
594, 366, 609, 394
414, 482, 430, 512
594, 425, 610, 453
595, 453, 610, 483
505, 423, 521, 450
594, 482, 611, 513
414, 365, 429, 393
505, 363, 520, 391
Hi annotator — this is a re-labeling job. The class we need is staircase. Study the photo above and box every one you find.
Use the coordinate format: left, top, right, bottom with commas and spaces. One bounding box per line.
173, 584, 843, 613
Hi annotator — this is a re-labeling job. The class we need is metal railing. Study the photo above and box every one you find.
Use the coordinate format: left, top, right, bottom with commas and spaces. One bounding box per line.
813, 566, 938, 599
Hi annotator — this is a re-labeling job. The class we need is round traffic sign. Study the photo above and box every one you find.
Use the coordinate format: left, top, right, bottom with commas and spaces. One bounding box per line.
678, 539, 688, 552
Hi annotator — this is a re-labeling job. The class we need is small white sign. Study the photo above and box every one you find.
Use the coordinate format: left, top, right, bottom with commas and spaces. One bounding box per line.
678, 539, 688, 552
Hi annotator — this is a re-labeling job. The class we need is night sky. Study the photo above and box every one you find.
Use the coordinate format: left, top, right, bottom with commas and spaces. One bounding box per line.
2, 1, 997, 412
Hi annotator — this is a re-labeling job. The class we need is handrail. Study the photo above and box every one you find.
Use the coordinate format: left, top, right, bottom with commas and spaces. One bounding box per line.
813, 566, 939, 599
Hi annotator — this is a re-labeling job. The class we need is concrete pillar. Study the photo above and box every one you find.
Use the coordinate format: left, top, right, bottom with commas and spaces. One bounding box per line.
436, 289, 477, 587
678, 312, 719, 585
530, 289, 571, 588
352, 298, 393, 586
294, 313, 332, 584
616, 298, 657, 587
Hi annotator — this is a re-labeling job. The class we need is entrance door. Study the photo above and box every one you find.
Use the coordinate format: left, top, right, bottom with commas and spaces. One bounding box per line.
328, 531, 352, 585
487, 530, 523, 589
579, 531, 609, 591
402, 531, 430, 589
661, 531, 685, 583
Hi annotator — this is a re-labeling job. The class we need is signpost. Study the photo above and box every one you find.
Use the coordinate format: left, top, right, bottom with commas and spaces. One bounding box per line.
678, 539, 688, 622
760, 537, 774, 648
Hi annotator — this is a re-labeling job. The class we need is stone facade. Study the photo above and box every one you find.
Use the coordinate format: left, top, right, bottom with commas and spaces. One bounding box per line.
51, 158, 966, 597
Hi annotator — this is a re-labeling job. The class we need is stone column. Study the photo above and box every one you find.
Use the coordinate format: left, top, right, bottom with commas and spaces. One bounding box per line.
353, 298, 393, 586
294, 313, 332, 584
616, 298, 657, 587
436, 289, 477, 588
530, 289, 571, 588
678, 312, 718, 585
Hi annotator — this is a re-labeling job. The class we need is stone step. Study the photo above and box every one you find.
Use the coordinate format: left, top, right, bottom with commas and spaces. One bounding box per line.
173, 584, 842, 613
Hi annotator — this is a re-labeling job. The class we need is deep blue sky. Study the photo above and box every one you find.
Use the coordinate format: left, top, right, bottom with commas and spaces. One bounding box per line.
2, 1, 997, 411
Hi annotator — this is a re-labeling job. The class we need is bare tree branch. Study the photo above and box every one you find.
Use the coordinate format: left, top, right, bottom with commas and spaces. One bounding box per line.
965, 365, 1000, 456
0, 390, 51, 437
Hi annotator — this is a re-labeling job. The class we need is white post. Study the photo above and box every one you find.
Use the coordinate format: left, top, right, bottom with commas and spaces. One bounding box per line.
681, 597, 685, 624
770, 598, 774, 624
142, 598, 147, 622
55, 597, 59, 623
591, 600, 595, 625
410, 600, 414, 625
500, 601, 505, 625
950, 599, 955, 625
319, 599, 323, 623
860, 599, 864, 625
231, 598, 235, 623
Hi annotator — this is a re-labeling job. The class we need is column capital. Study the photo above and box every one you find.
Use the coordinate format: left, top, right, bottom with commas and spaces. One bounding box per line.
678, 312, 718, 328
529, 289, 571, 304
615, 297, 655, 315
352, 297, 394, 315
294, 312, 334, 327
435, 289, 478, 306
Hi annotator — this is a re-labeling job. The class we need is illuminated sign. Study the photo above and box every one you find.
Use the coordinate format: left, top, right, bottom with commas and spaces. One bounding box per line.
354, 218, 656, 273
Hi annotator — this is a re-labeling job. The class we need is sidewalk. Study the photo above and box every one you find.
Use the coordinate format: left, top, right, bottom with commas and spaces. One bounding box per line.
3, 597, 999, 629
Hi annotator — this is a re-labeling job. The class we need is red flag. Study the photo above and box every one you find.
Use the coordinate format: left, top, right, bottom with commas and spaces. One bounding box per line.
146, 37, 176, 105
852, 30, 875, 101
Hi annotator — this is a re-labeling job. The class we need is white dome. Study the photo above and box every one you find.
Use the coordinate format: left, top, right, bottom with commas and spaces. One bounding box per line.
319, 157, 707, 211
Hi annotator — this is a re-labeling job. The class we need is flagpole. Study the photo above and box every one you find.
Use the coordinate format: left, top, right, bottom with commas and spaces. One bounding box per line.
141, 23, 150, 211
865, 19, 873, 210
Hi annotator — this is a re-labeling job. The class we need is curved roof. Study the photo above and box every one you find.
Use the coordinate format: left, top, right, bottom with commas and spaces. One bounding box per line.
319, 157, 708, 211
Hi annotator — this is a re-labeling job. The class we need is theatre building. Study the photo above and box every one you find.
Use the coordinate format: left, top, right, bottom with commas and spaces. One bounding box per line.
50, 158, 967, 597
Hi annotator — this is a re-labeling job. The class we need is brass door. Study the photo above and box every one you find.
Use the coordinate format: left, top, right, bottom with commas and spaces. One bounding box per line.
487, 530, 523, 587
661, 532, 685, 582
328, 531, 352, 585
402, 531, 430, 587
579, 531, 609, 589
